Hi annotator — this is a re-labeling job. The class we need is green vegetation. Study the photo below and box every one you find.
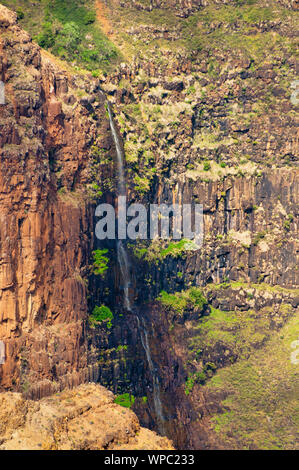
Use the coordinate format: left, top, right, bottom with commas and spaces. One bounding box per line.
129, 239, 198, 264
39, 0, 117, 70
89, 305, 113, 329
92, 249, 109, 278
185, 362, 217, 394
206, 314, 299, 449
3, 0, 119, 72
114, 393, 135, 408
160, 239, 198, 258
188, 298, 295, 376
16, 7, 24, 20
157, 287, 207, 316
185, 372, 205, 395
203, 161, 211, 171
206, 281, 299, 296
182, 3, 297, 60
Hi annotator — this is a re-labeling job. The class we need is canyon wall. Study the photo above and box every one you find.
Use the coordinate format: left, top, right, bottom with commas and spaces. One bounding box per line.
0, 4, 112, 397
0, 383, 173, 449
94, 0, 298, 449
0, 0, 298, 450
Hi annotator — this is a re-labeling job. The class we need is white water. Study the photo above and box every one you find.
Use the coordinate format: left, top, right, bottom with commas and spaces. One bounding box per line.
107, 102, 132, 311
136, 316, 166, 434
107, 102, 166, 433
117, 239, 131, 312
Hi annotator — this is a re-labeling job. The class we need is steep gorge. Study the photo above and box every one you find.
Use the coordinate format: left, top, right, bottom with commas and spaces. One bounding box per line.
0, 0, 298, 450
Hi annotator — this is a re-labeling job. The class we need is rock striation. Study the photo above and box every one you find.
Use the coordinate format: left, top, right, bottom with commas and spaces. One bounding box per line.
0, 383, 173, 450
0, 3, 111, 397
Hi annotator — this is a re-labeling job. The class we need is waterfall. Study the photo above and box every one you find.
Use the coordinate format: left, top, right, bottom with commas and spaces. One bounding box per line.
136, 316, 166, 434
107, 103, 126, 196
117, 239, 131, 312
107, 101, 166, 434
107, 102, 131, 311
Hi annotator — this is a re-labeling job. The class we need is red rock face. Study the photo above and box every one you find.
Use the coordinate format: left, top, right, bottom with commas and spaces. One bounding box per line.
0, 4, 110, 397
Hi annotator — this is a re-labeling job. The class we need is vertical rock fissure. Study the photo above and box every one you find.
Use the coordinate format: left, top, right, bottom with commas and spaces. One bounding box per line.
107, 102, 166, 435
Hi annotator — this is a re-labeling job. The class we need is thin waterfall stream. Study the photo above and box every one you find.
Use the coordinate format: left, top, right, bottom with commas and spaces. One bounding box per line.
107, 102, 166, 434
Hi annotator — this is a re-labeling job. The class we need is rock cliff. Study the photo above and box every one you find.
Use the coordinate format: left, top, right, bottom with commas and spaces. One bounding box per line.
0, 3, 110, 397
0, 0, 298, 451
0, 383, 173, 449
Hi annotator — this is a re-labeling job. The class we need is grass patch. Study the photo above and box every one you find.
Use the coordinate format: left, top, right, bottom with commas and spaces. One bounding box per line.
157, 287, 207, 316
2, 0, 119, 72
206, 315, 299, 449
190, 307, 272, 358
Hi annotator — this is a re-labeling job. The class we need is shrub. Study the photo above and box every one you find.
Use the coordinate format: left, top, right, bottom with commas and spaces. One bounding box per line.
189, 288, 207, 310
114, 393, 135, 408
160, 239, 197, 258
157, 288, 207, 316
185, 371, 207, 395
37, 22, 56, 48
83, 10, 96, 25
157, 291, 188, 315
16, 8, 24, 20
93, 249, 109, 278
53, 22, 81, 58
90, 305, 113, 328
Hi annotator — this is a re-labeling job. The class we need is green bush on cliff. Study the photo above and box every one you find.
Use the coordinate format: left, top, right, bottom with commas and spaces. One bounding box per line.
158, 291, 188, 315
160, 239, 198, 258
157, 288, 207, 316
114, 393, 135, 408
188, 288, 208, 311
185, 371, 207, 395
92, 249, 109, 278
16, 8, 24, 20
89, 305, 113, 329
37, 22, 56, 48
52, 21, 81, 58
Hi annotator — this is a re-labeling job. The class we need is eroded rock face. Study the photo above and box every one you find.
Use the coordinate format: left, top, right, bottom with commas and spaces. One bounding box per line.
0, 0, 298, 451
117, 0, 299, 14
0, 4, 111, 396
132, 283, 298, 449
0, 383, 173, 450
117, 0, 232, 17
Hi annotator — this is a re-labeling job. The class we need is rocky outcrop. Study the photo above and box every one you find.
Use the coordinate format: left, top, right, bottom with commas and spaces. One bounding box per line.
0, 383, 173, 449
